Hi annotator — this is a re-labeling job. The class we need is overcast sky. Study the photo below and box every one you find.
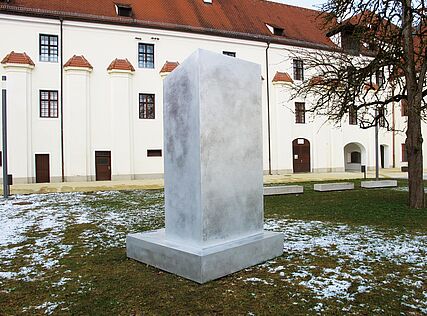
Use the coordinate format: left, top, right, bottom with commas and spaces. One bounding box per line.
269, 0, 325, 10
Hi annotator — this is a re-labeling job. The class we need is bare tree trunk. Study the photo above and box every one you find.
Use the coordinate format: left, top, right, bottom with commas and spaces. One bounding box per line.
406, 96, 425, 209
403, 0, 425, 208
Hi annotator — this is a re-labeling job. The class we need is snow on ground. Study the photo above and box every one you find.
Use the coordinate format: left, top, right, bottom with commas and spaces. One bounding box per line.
264, 218, 427, 313
0, 190, 426, 314
0, 190, 164, 314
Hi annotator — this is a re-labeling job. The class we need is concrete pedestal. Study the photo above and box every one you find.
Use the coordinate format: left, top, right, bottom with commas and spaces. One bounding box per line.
127, 229, 283, 283
126, 49, 283, 283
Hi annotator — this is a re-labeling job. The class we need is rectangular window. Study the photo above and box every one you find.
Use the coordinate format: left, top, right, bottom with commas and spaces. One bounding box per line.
401, 99, 408, 116
293, 59, 304, 81
223, 51, 236, 57
349, 107, 357, 125
376, 69, 385, 87
40, 90, 58, 118
147, 149, 162, 157
138, 43, 155, 68
402, 143, 408, 162
378, 107, 385, 127
139, 94, 155, 119
39, 34, 58, 62
295, 102, 305, 124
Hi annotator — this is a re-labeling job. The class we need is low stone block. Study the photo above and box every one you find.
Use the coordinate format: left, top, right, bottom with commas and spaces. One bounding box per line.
127, 229, 284, 284
314, 182, 354, 192
264, 185, 303, 196
361, 180, 398, 189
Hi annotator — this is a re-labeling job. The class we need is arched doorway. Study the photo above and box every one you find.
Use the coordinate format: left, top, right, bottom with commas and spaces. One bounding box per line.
344, 143, 366, 172
292, 138, 311, 173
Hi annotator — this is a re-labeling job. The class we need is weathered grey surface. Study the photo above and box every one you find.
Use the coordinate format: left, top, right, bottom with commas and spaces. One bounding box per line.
264, 185, 304, 196
314, 182, 354, 192
361, 180, 398, 188
126, 49, 283, 283
127, 230, 283, 283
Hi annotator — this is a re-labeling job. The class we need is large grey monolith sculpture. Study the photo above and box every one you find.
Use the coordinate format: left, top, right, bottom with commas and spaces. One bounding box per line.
126, 49, 283, 283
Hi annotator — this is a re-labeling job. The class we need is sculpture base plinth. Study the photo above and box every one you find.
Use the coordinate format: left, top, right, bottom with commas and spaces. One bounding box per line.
126, 229, 283, 284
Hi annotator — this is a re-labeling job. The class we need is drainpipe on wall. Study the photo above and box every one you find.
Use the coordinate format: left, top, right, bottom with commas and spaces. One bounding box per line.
60, 18, 65, 182
375, 112, 379, 181
391, 81, 396, 168
265, 42, 272, 175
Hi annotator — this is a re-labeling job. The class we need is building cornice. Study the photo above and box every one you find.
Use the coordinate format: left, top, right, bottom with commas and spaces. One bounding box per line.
64, 66, 92, 73
2, 63, 34, 70
107, 69, 134, 75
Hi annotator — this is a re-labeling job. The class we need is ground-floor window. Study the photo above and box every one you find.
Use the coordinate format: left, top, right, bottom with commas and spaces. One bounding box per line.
40, 90, 58, 118
147, 149, 162, 157
295, 102, 305, 124
139, 94, 155, 119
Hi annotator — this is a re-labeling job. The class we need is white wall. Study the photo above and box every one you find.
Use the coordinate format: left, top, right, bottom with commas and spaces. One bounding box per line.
0, 13, 421, 183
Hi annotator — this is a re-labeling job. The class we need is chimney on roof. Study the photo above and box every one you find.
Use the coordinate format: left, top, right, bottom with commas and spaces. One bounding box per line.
203, 0, 213, 4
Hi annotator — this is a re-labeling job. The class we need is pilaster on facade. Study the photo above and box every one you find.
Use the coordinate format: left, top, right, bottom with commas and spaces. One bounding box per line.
1, 52, 35, 183
64, 55, 93, 182
107, 58, 135, 180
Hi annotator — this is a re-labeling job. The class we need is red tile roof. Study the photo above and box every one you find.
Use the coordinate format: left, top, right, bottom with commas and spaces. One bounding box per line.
272, 72, 293, 83
64, 55, 93, 69
107, 58, 135, 72
1, 51, 35, 66
0, 1, 335, 49
160, 61, 179, 74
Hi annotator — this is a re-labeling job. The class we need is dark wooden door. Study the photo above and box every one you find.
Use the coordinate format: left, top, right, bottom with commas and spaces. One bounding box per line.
35, 154, 50, 183
292, 139, 311, 173
380, 145, 385, 168
95, 151, 111, 181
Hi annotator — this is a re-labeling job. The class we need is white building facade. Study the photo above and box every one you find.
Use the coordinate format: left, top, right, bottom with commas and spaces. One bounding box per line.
0, 0, 418, 184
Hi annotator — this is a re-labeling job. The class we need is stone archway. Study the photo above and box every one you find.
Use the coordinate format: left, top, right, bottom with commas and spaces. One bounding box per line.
344, 142, 366, 172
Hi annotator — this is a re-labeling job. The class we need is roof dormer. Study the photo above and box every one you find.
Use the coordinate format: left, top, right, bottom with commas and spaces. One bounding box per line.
115, 3, 132, 17
266, 23, 284, 36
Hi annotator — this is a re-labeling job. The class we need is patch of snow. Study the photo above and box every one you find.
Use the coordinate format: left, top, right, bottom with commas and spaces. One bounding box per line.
244, 277, 274, 285
300, 277, 352, 299
313, 302, 324, 312
35, 301, 63, 315
268, 265, 284, 273
263, 218, 427, 306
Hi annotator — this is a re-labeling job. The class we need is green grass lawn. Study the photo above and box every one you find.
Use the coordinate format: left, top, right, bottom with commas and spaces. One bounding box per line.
0, 180, 426, 315
265, 179, 427, 232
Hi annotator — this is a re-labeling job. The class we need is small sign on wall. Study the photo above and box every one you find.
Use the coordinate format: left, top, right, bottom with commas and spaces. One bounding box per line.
294, 155, 299, 160
297, 139, 305, 145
